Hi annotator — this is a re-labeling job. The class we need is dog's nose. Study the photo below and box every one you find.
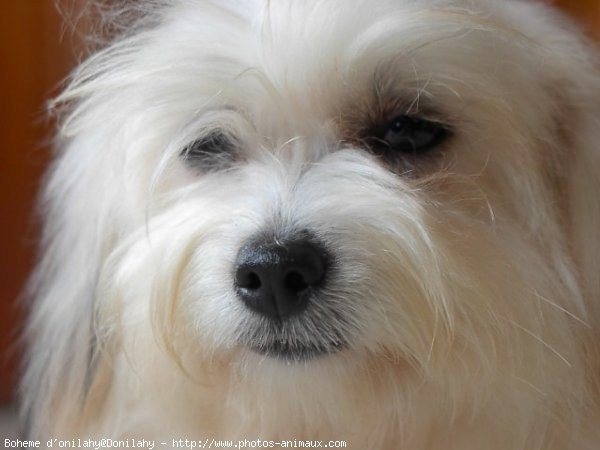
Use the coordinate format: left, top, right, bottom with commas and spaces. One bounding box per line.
234, 236, 328, 320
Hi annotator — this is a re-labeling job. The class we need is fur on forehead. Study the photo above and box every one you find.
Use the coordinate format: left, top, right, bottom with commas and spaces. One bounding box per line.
56, 0, 591, 199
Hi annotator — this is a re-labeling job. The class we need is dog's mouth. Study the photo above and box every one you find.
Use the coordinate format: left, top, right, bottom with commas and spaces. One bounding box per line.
236, 290, 354, 362
248, 339, 346, 361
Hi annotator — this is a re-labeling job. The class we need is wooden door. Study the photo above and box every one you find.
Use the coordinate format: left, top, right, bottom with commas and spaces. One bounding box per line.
557, 0, 600, 39
0, 2, 80, 403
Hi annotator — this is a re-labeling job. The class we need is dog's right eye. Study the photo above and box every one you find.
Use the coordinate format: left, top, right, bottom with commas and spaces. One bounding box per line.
180, 131, 237, 171
365, 115, 452, 161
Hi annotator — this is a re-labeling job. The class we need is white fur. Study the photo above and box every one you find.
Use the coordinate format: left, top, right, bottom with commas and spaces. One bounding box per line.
23, 0, 600, 448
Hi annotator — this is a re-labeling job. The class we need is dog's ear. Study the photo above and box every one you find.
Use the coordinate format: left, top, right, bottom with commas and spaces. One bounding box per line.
552, 36, 600, 316
564, 76, 600, 314
20, 2, 167, 436
502, 0, 600, 316
21, 141, 114, 437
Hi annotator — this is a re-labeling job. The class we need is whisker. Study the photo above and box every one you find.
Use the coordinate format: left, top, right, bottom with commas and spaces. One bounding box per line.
533, 291, 591, 329
511, 322, 571, 367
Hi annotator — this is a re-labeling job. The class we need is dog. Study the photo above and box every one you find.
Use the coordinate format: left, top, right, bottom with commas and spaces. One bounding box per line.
22, 0, 600, 448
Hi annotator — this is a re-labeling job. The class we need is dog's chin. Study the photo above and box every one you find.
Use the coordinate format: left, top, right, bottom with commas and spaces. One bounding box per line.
247, 340, 347, 362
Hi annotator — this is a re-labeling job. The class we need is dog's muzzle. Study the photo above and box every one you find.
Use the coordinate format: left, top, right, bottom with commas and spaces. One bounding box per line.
233, 233, 348, 361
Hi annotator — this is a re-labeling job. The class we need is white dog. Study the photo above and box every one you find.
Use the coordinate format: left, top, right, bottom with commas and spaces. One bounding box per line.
22, 0, 600, 448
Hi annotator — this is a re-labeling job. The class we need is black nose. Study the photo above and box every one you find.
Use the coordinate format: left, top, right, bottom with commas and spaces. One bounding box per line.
234, 236, 328, 320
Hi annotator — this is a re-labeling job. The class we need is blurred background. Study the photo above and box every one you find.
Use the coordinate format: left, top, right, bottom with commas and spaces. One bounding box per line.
0, 0, 599, 438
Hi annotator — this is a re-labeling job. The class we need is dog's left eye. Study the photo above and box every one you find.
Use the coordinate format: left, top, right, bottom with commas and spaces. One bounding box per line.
368, 115, 452, 157
180, 131, 237, 171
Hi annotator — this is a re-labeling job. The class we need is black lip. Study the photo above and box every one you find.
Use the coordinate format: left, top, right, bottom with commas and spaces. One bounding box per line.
249, 340, 346, 362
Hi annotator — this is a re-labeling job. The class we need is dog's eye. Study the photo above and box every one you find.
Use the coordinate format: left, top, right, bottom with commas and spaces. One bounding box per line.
180, 131, 237, 171
368, 115, 452, 158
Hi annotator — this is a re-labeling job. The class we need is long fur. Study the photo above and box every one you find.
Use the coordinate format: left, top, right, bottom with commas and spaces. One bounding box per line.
23, 1, 600, 448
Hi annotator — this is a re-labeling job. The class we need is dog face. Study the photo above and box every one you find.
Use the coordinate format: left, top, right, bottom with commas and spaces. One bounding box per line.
25, 0, 600, 446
